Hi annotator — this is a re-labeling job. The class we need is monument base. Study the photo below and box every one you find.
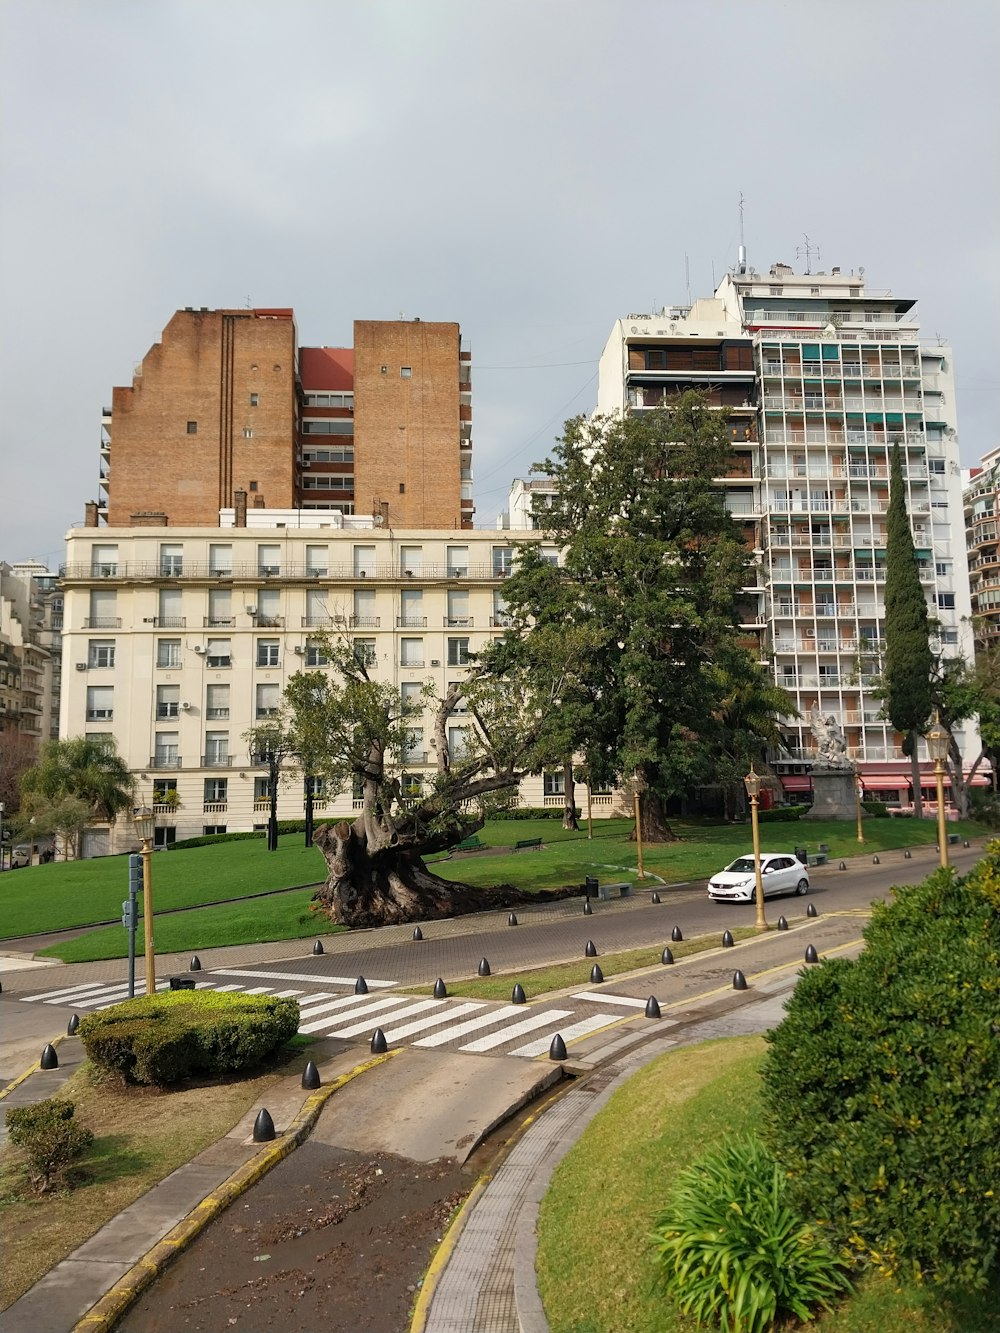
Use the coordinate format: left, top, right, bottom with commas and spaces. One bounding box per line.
803, 768, 866, 821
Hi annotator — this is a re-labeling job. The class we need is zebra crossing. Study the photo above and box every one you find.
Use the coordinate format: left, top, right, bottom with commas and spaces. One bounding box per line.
19, 975, 672, 1060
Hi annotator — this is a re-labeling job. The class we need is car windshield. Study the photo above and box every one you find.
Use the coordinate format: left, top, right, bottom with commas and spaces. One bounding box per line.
726, 857, 758, 873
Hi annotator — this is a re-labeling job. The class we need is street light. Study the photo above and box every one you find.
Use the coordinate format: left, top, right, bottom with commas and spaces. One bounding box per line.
632, 771, 646, 880
133, 804, 157, 994
743, 766, 767, 931
855, 767, 865, 844
925, 710, 950, 869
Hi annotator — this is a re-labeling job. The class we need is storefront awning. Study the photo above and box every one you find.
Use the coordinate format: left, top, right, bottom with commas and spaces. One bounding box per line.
780, 776, 813, 791
862, 774, 911, 789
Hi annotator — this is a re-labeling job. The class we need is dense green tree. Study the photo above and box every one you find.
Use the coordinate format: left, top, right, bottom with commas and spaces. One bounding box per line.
19, 737, 135, 860
883, 440, 933, 816
278, 632, 591, 926
498, 394, 779, 838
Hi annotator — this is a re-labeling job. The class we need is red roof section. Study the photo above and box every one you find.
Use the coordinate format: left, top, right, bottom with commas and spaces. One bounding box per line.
300, 346, 354, 390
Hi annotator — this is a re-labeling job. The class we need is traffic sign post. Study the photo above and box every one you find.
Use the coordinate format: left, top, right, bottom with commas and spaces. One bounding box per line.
125, 853, 141, 998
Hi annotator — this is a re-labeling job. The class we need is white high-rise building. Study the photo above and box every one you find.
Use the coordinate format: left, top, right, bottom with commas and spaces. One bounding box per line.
594, 258, 977, 805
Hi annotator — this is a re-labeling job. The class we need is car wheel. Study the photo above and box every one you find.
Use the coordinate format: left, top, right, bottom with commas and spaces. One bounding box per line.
796, 878, 809, 895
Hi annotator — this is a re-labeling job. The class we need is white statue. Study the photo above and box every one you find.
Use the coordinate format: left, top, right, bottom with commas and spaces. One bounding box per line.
809, 707, 852, 770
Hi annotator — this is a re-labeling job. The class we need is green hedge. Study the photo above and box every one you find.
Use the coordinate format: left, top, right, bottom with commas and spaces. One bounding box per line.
78, 991, 300, 1086
761, 846, 1000, 1293
170, 820, 310, 851
861, 798, 890, 817
759, 804, 808, 823
490, 806, 582, 821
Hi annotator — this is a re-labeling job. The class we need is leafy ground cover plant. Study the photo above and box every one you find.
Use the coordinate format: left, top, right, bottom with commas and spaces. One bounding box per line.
652, 1134, 851, 1332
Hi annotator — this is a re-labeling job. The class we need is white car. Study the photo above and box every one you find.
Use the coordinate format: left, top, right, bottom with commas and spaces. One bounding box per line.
707, 853, 810, 903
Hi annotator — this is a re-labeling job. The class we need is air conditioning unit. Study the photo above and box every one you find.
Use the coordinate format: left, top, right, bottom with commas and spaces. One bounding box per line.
430, 659, 441, 667
293, 645, 305, 655
75, 662, 87, 671
142, 617, 156, 623
194, 645, 207, 655
180, 701, 192, 711
246, 605, 258, 615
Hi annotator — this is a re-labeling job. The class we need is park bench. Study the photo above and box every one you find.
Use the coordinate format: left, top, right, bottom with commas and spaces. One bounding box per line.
455, 835, 485, 852
513, 837, 543, 852
595, 881, 633, 901
809, 842, 830, 867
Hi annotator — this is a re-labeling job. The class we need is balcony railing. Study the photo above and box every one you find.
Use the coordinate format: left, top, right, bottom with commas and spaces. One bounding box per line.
350, 615, 380, 628
203, 616, 235, 627
203, 801, 228, 813
83, 617, 122, 629
150, 754, 182, 769
251, 615, 283, 628
201, 754, 233, 767
444, 616, 474, 627
397, 616, 427, 627
61, 561, 515, 583
205, 707, 230, 720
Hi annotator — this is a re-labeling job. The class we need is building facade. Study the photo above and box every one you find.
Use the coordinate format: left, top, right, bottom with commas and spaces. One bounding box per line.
100, 309, 473, 533
0, 561, 60, 753
59, 522, 618, 850
593, 259, 975, 803
964, 447, 1000, 650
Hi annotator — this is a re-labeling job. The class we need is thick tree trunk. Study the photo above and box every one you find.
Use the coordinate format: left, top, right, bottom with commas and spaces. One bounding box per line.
562, 760, 579, 831
629, 790, 676, 843
312, 819, 576, 928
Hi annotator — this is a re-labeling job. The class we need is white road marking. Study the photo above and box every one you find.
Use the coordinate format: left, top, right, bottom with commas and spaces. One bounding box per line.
460, 1010, 574, 1053
209, 968, 396, 988
329, 998, 444, 1040
376, 1002, 486, 1042
511, 1013, 616, 1056
413, 1005, 531, 1048
297, 995, 409, 1035
22, 981, 108, 1003
570, 991, 651, 1009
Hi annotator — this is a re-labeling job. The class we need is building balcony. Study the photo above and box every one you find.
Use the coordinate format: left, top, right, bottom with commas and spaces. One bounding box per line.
251, 615, 283, 628
444, 616, 474, 627
201, 754, 233, 767
350, 615, 380, 628
150, 754, 182, 769
83, 617, 122, 629
397, 616, 427, 628
203, 616, 236, 627
203, 801, 228, 814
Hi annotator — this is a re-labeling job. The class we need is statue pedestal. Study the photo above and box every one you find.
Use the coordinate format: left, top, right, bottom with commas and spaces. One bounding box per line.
803, 768, 865, 821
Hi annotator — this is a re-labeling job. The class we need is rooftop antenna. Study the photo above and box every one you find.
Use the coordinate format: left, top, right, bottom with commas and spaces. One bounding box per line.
245, 295, 252, 309
795, 234, 820, 275
685, 254, 691, 306
737, 192, 747, 272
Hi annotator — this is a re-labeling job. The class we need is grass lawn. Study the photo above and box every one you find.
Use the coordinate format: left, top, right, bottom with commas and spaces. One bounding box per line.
0, 834, 327, 939
535, 1036, 999, 1333
0, 1046, 311, 1311
37, 889, 341, 964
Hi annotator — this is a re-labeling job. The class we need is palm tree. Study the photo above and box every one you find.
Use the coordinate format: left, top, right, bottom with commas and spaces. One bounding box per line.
20, 737, 136, 859
712, 650, 799, 819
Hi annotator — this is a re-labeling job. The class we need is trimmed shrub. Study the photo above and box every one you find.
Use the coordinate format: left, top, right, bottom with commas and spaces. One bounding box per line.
78, 991, 300, 1086
652, 1134, 851, 1332
759, 803, 808, 822
489, 806, 582, 821
761, 846, 1000, 1292
6, 1097, 94, 1193
860, 798, 889, 817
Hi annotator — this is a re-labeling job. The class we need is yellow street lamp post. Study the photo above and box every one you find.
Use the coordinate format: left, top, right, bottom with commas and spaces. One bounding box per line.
743, 766, 768, 931
925, 711, 950, 870
855, 767, 865, 844
633, 772, 646, 880
133, 805, 157, 994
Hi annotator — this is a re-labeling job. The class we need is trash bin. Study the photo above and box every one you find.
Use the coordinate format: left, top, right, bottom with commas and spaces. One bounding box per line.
584, 876, 599, 898
169, 976, 196, 991
794, 846, 808, 865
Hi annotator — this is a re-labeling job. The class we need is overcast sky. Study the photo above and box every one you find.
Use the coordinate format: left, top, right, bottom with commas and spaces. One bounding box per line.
1, 0, 997, 567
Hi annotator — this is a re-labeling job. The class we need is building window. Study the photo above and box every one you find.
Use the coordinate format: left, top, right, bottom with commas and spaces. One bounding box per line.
400, 638, 424, 668
354, 545, 376, 577
207, 638, 232, 668
448, 637, 471, 667
936, 593, 956, 610
401, 773, 422, 799
88, 639, 115, 668
404, 728, 425, 763
207, 588, 233, 626
401, 366, 412, 378
305, 775, 326, 798
204, 731, 230, 764
257, 639, 280, 667
153, 779, 177, 802
204, 777, 228, 802
301, 474, 355, 491
302, 447, 354, 465
86, 685, 113, 721
154, 733, 179, 765
203, 825, 227, 836
401, 681, 423, 713
928, 458, 946, 474
154, 826, 177, 849
209, 544, 233, 576
305, 544, 329, 576
305, 640, 329, 667
353, 638, 377, 668
243, 428, 253, 439
159, 544, 183, 576
493, 547, 514, 577
156, 685, 180, 719
250, 393, 259, 407
206, 684, 230, 719
301, 419, 355, 436
249, 480, 258, 492
257, 545, 280, 576
543, 770, 565, 796
187, 421, 198, 434
157, 638, 182, 668
448, 681, 468, 714
256, 683, 280, 718
940, 628, 959, 644
447, 546, 469, 577
90, 544, 119, 577
400, 546, 423, 577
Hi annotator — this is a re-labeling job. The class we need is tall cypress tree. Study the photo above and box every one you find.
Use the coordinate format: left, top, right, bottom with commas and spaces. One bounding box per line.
883, 440, 932, 815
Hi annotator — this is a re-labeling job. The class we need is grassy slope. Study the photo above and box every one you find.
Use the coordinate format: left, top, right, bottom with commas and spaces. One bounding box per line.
536, 1036, 999, 1333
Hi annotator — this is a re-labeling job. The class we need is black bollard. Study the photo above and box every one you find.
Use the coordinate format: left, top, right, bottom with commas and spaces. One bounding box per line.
66, 1014, 80, 1036
722, 930, 734, 948
511, 983, 526, 1004
253, 1108, 275, 1142
412, 926, 424, 941
671, 926, 683, 943
508, 912, 518, 926
644, 996, 661, 1019
39, 1043, 58, 1070
371, 1028, 388, 1054
661, 946, 674, 964
583, 899, 593, 916
839, 861, 847, 870
312, 939, 324, 956
807, 903, 818, 918
805, 944, 819, 964
872, 855, 880, 865
433, 978, 448, 999
354, 976, 369, 995
650, 892, 661, 904
189, 955, 202, 971
301, 1061, 321, 1090
732, 970, 748, 991
904, 848, 912, 858
478, 957, 491, 977
964, 840, 970, 848
549, 1034, 568, 1061
584, 939, 597, 957
776, 915, 789, 931
590, 963, 604, 984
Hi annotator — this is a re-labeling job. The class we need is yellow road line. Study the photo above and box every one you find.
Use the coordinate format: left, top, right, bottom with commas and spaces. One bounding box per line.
0, 1034, 66, 1102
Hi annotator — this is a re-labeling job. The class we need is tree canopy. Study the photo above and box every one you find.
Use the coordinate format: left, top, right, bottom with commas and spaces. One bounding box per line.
19, 736, 135, 859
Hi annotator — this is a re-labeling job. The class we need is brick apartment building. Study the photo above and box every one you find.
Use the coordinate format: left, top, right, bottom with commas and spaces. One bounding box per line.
99, 309, 474, 532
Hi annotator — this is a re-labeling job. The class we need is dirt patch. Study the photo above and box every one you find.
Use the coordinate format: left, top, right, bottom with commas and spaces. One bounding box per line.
117, 1141, 471, 1333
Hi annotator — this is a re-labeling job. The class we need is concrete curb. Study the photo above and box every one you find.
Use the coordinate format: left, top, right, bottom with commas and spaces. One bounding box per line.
69, 1049, 400, 1333
0, 1033, 66, 1102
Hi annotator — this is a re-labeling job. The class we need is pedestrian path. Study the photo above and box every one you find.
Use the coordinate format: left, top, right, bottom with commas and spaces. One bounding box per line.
17, 976, 670, 1060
